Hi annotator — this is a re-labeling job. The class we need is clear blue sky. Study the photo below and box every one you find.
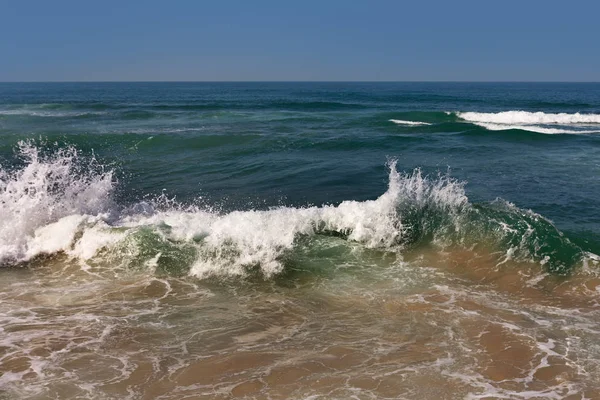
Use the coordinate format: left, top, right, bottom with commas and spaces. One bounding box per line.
1, 0, 598, 81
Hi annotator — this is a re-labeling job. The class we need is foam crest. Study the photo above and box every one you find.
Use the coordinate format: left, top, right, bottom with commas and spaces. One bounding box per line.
0, 141, 115, 264
389, 119, 432, 126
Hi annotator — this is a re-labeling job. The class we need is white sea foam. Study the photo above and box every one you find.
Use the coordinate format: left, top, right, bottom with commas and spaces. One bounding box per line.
456, 111, 600, 134
389, 119, 431, 126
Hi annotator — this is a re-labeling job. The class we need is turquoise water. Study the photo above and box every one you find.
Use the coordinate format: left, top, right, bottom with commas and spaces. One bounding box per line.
1, 82, 600, 399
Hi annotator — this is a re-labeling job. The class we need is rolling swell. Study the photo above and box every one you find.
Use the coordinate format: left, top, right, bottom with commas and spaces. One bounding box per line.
0, 142, 593, 278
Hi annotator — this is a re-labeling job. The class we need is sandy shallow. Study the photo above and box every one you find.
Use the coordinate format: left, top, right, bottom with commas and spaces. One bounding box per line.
1, 248, 600, 400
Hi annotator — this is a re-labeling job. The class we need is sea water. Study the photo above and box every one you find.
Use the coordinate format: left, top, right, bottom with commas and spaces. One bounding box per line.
1, 82, 600, 399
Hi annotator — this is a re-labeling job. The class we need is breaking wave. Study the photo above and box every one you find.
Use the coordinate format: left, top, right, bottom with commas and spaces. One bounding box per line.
457, 111, 600, 125
0, 143, 591, 278
456, 111, 600, 134
0, 142, 114, 264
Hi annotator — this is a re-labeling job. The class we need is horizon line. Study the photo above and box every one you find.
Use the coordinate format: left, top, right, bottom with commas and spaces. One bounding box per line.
1, 80, 599, 84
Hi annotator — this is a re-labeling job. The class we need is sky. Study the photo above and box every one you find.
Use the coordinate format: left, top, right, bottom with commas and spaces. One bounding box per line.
1, 0, 599, 82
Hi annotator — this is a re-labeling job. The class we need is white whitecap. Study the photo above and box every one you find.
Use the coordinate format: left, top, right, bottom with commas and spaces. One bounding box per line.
389, 119, 431, 126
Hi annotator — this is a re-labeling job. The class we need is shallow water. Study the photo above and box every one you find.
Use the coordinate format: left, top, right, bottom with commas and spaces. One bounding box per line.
2, 248, 600, 399
2, 82, 600, 399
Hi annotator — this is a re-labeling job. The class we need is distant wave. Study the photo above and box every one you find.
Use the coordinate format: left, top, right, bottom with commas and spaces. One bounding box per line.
470, 123, 600, 135
456, 111, 600, 134
0, 109, 105, 117
389, 119, 431, 126
457, 111, 600, 125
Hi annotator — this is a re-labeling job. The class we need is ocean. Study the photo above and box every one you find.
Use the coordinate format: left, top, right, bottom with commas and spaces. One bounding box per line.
1, 82, 600, 399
